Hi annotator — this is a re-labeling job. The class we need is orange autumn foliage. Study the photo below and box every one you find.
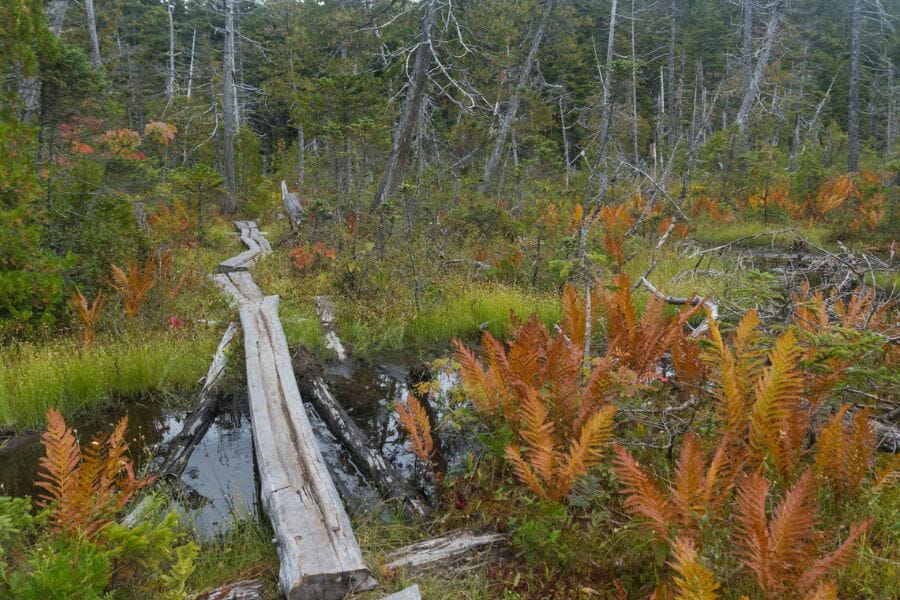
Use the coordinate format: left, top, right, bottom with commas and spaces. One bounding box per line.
110, 259, 157, 317
71, 288, 105, 345
35, 409, 153, 539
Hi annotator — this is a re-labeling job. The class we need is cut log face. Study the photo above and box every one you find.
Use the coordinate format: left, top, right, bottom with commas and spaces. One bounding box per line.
384, 531, 505, 573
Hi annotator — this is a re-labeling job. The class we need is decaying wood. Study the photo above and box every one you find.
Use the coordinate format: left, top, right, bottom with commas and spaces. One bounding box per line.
638, 276, 718, 336
159, 322, 238, 479
294, 346, 430, 519
384, 530, 505, 572
314, 295, 348, 362
242, 296, 369, 598
380, 585, 422, 600
281, 180, 304, 230
217, 221, 271, 273
197, 579, 266, 600
214, 221, 371, 599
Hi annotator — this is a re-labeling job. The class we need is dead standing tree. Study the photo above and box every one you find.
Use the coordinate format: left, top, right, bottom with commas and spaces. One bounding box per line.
222, 0, 237, 212
477, 0, 556, 194
372, 0, 437, 210
735, 0, 785, 134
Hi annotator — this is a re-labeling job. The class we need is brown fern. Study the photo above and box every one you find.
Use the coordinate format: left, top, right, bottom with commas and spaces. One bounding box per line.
613, 433, 739, 543
110, 259, 157, 317
35, 409, 153, 538
71, 288, 106, 345
668, 537, 720, 600
395, 395, 435, 468
813, 404, 875, 497
733, 470, 871, 599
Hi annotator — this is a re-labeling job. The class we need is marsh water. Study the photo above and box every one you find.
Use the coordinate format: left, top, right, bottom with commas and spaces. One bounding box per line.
0, 353, 452, 538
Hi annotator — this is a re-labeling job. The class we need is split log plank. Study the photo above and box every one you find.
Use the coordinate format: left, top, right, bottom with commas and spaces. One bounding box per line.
160, 322, 238, 479
241, 296, 369, 599
294, 347, 429, 519
384, 531, 505, 572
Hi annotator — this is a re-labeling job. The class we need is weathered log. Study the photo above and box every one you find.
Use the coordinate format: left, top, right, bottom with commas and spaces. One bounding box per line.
314, 295, 348, 362
159, 322, 238, 479
198, 579, 266, 600
380, 585, 421, 600
384, 530, 505, 573
872, 418, 900, 453
217, 221, 270, 272
294, 346, 430, 519
281, 180, 304, 230
241, 295, 369, 599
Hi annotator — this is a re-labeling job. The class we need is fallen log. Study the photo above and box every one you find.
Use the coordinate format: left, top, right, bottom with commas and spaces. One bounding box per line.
159, 322, 238, 479
242, 295, 369, 599
198, 579, 266, 600
281, 180, 304, 230
314, 295, 348, 362
381, 584, 421, 600
638, 276, 718, 337
217, 221, 270, 272
383, 530, 505, 573
294, 346, 430, 519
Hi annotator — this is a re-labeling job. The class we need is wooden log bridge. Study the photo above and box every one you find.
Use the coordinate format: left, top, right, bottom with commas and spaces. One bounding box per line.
216, 221, 370, 599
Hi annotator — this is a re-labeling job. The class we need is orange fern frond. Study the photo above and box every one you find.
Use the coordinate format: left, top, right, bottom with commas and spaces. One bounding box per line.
813, 405, 874, 496
668, 537, 720, 600
396, 395, 435, 467
612, 444, 676, 539
110, 259, 157, 317
795, 519, 872, 593
71, 289, 105, 345
749, 330, 805, 478
35, 409, 81, 514
555, 405, 616, 498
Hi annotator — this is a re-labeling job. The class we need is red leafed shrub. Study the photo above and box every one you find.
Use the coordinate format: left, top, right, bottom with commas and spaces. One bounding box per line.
289, 242, 337, 272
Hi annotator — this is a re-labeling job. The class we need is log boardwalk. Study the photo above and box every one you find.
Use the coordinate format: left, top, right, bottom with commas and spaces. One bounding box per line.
218, 221, 370, 599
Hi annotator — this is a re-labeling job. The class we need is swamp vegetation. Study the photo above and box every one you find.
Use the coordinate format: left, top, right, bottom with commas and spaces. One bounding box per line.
1, 0, 899, 598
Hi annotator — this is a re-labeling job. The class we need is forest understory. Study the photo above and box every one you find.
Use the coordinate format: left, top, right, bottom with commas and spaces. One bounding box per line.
1, 0, 899, 598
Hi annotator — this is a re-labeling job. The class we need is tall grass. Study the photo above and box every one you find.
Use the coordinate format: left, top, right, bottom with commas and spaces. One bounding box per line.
0, 330, 218, 430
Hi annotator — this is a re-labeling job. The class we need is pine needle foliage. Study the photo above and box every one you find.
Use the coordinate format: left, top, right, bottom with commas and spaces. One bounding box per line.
454, 314, 619, 502
813, 404, 874, 497
110, 259, 157, 318
733, 471, 871, 599
71, 288, 105, 345
35, 409, 153, 539
612, 433, 739, 542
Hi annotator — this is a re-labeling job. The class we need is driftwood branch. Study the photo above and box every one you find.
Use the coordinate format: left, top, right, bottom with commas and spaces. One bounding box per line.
384, 530, 505, 573
638, 276, 718, 336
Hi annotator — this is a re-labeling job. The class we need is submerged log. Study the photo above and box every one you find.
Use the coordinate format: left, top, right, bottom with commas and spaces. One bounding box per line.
159, 322, 238, 479
294, 346, 430, 519
314, 295, 348, 362
242, 296, 369, 598
383, 530, 505, 573
281, 180, 304, 230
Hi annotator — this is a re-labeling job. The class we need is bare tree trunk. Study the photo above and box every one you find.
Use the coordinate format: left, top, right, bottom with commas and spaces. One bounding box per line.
595, 0, 618, 163
559, 94, 571, 187
19, 0, 68, 124
478, 0, 555, 193
298, 127, 305, 187
630, 0, 640, 165
166, 2, 175, 103
372, 0, 435, 210
667, 0, 677, 149
847, 0, 862, 171
740, 0, 753, 108
888, 59, 895, 159
186, 29, 196, 98
85, 0, 101, 69
735, 0, 783, 134
222, 0, 237, 212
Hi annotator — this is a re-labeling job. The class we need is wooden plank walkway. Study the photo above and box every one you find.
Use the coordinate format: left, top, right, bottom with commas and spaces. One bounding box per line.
217, 221, 370, 599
